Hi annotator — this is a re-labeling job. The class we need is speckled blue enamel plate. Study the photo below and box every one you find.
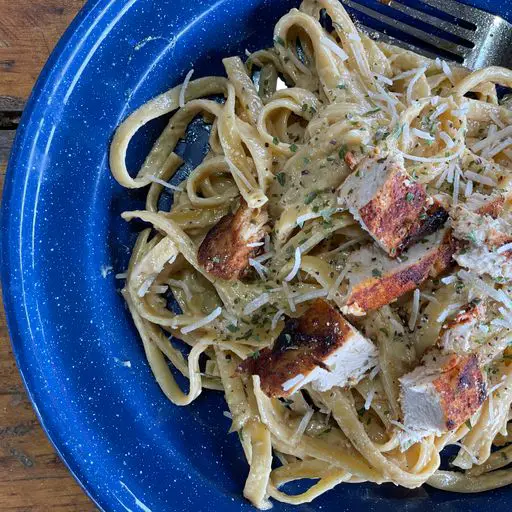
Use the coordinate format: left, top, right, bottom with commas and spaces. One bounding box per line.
2, 0, 512, 510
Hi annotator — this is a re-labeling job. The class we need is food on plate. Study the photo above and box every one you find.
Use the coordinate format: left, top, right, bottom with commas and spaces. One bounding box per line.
110, 0, 512, 507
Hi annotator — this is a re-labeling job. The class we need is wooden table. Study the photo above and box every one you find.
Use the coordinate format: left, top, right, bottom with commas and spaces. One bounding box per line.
0, 1, 96, 510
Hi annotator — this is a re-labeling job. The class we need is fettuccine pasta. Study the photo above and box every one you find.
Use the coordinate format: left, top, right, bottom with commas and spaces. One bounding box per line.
110, 1, 512, 507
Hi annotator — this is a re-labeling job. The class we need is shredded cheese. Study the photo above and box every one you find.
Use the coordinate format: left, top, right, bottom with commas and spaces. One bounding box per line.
285, 247, 302, 282
441, 60, 454, 85
282, 373, 305, 392
181, 307, 222, 334
225, 156, 254, 190
247, 241, 264, 248
375, 73, 393, 85
465, 179, 473, 197
497, 242, 512, 254
452, 165, 461, 206
179, 68, 194, 108
400, 145, 463, 163
486, 137, 512, 159
290, 407, 314, 445
243, 293, 270, 316
168, 279, 193, 300
408, 289, 421, 331
412, 128, 435, 141
294, 289, 328, 305
115, 272, 128, 279
147, 175, 183, 191
364, 386, 376, 411
249, 258, 268, 280
471, 125, 512, 153
406, 66, 427, 105
463, 171, 496, 187
321, 37, 348, 61
282, 281, 296, 312
458, 270, 512, 311
440, 131, 455, 148
254, 251, 274, 263
431, 103, 449, 120
271, 309, 285, 330
138, 277, 155, 297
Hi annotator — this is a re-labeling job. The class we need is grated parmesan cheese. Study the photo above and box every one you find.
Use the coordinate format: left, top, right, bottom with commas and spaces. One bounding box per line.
290, 407, 314, 445
463, 171, 496, 187
321, 37, 348, 61
115, 272, 128, 279
168, 279, 193, 300
364, 386, 376, 410
249, 258, 268, 280
408, 288, 421, 331
465, 179, 473, 197
486, 137, 512, 159
412, 128, 435, 141
271, 309, 285, 330
441, 275, 456, 285
179, 68, 194, 108
247, 241, 264, 248
375, 73, 393, 85
147, 175, 183, 191
400, 145, 462, 164
282, 281, 296, 312
294, 289, 328, 305
181, 307, 222, 334
406, 67, 427, 105
441, 60, 454, 85
471, 125, 512, 153
452, 165, 461, 206
243, 293, 270, 316
138, 277, 155, 297
225, 156, 254, 190
497, 242, 512, 254
282, 373, 305, 392
458, 270, 512, 311
254, 251, 274, 263
452, 442, 479, 465
440, 131, 455, 148
285, 247, 302, 282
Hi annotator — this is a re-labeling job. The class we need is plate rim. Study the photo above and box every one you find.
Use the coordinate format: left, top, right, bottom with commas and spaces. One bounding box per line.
0, 1, 122, 510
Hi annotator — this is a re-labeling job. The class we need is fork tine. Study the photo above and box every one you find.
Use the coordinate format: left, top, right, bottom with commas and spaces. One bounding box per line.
343, 0, 469, 60
359, 24, 441, 61
388, 0, 477, 43
421, 0, 492, 25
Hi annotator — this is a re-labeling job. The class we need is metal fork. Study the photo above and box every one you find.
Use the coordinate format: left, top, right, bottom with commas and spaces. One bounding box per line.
341, 0, 512, 69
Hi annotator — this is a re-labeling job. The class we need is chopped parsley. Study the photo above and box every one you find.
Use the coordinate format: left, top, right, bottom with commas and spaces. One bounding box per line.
467, 231, 478, 243
251, 350, 260, 360
363, 107, 381, 116
227, 324, 238, 333
372, 268, 382, 277
465, 419, 472, 430
406, 192, 415, 202
304, 190, 318, 204
337, 83, 347, 90
273, 136, 279, 145
338, 144, 348, 160
276, 172, 286, 186
290, 143, 298, 152
274, 36, 286, 47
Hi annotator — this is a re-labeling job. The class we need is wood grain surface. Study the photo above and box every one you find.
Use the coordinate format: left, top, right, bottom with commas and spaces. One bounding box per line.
0, 1, 97, 510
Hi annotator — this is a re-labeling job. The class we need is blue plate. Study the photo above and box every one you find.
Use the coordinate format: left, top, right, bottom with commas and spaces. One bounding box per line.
2, 0, 511, 510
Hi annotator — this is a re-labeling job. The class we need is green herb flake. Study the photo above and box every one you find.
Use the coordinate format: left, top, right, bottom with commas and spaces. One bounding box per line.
372, 268, 382, 277
251, 350, 260, 360
274, 36, 286, 47
276, 172, 286, 186
290, 143, 298, 153
468, 231, 478, 244
304, 191, 318, 205
273, 136, 279, 145
363, 107, 381, 116
337, 83, 347, 90
406, 192, 415, 202
227, 324, 238, 333
338, 144, 348, 160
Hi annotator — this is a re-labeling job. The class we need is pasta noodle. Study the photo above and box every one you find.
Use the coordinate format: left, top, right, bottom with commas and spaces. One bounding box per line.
110, 1, 512, 507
